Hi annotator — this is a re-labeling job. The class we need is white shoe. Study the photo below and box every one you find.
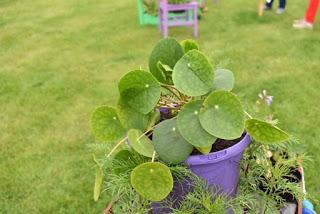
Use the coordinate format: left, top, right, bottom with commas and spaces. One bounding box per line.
292, 19, 313, 30
264, 5, 272, 11
293, 19, 304, 24
276, 8, 285, 14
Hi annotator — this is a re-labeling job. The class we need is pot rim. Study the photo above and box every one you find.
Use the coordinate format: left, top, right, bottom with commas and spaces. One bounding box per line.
185, 133, 252, 166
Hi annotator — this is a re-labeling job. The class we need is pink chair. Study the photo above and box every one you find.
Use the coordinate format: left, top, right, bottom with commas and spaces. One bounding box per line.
159, 0, 199, 37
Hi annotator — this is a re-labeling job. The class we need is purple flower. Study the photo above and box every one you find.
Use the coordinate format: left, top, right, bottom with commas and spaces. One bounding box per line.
159, 107, 172, 120
259, 90, 274, 106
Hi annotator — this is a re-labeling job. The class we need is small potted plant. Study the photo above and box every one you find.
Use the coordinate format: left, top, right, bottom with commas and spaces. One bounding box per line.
90, 38, 291, 213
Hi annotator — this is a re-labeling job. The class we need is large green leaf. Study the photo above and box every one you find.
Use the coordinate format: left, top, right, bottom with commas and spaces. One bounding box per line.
149, 38, 184, 84
181, 39, 199, 53
131, 162, 173, 201
117, 98, 150, 131
127, 129, 155, 158
91, 106, 126, 142
199, 91, 245, 140
172, 50, 214, 96
118, 70, 161, 114
245, 119, 289, 144
153, 118, 193, 164
213, 69, 235, 91
177, 100, 216, 148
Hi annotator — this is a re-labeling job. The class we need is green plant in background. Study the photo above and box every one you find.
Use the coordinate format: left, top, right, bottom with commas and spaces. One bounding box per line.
142, 0, 197, 16
90, 38, 291, 209
142, 0, 158, 16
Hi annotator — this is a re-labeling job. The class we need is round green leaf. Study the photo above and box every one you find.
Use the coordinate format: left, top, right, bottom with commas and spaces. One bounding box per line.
245, 119, 289, 144
117, 98, 150, 131
149, 38, 184, 84
131, 162, 173, 201
213, 69, 235, 91
181, 39, 199, 53
177, 100, 217, 148
128, 129, 155, 158
91, 106, 126, 142
199, 91, 245, 140
118, 70, 161, 114
153, 118, 194, 164
172, 50, 214, 96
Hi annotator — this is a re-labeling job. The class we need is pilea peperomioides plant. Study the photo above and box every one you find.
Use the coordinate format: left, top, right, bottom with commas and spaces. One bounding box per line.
90, 38, 290, 204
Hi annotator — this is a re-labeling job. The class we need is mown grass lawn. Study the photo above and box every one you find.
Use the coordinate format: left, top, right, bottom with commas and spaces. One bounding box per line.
0, 0, 319, 213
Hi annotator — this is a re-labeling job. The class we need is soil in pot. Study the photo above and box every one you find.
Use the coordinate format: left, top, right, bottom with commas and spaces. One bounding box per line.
191, 133, 247, 155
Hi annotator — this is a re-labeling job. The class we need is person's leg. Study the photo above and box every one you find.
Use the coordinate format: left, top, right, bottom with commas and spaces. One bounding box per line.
305, 0, 320, 23
265, 0, 274, 9
293, 0, 319, 29
279, 0, 286, 9
276, 0, 286, 14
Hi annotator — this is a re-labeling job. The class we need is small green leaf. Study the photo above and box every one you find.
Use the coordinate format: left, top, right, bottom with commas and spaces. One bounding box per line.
177, 100, 216, 148
91, 106, 126, 142
157, 61, 174, 84
93, 155, 103, 202
199, 91, 245, 140
147, 109, 161, 130
131, 162, 173, 201
213, 69, 235, 91
117, 98, 150, 131
118, 70, 161, 114
172, 50, 214, 96
181, 39, 199, 53
128, 129, 155, 158
196, 145, 212, 154
153, 118, 193, 164
149, 38, 184, 84
245, 119, 289, 144
93, 166, 103, 202
157, 61, 174, 73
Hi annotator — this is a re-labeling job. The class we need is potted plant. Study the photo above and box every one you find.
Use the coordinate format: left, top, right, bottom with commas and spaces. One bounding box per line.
90, 38, 291, 213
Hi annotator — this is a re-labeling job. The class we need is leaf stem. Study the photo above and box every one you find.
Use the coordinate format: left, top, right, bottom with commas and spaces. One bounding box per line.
161, 96, 186, 104
106, 136, 128, 158
151, 151, 156, 162
161, 84, 182, 100
244, 110, 253, 119
137, 126, 155, 141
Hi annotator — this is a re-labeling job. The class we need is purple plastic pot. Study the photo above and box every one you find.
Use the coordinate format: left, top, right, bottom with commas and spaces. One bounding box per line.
152, 133, 251, 213
186, 133, 252, 197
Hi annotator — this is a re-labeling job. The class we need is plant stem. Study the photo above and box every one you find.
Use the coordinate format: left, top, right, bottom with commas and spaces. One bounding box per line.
161, 84, 182, 100
244, 110, 253, 119
106, 137, 128, 158
161, 96, 186, 104
104, 200, 113, 214
137, 126, 155, 141
151, 151, 156, 162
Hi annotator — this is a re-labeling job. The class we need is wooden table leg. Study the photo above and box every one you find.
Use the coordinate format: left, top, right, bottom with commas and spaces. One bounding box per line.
258, 0, 264, 16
